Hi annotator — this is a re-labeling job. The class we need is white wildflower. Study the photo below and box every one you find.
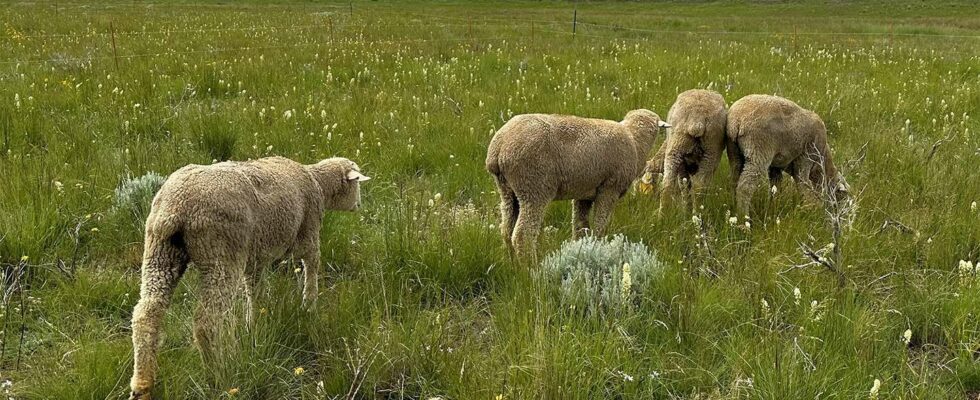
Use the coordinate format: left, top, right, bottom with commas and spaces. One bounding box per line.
810, 300, 823, 321
958, 260, 975, 285
621, 263, 632, 305
869, 378, 881, 399
728, 216, 738, 226
793, 287, 801, 305
902, 329, 912, 345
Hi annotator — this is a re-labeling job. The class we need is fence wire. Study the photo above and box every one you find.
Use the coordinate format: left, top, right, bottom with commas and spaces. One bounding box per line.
2, 7, 978, 66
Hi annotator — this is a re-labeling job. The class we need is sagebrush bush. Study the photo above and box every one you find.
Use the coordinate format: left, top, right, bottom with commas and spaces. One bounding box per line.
111, 172, 166, 236
541, 234, 663, 314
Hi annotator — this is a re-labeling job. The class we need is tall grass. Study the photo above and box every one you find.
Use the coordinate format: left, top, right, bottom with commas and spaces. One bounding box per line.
1, 1, 979, 398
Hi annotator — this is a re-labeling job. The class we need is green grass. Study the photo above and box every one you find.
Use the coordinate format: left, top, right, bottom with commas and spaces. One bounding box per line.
1, 1, 979, 398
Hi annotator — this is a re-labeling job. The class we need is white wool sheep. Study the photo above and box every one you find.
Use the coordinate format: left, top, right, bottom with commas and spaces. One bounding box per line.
128, 156, 369, 400
726, 94, 846, 214
641, 89, 728, 212
485, 110, 669, 259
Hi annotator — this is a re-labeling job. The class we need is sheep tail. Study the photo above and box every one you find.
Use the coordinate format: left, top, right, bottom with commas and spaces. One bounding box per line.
687, 120, 707, 138
486, 139, 502, 177
142, 215, 188, 270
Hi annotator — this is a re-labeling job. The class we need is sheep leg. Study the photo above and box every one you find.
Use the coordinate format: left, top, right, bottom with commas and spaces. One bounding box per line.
790, 158, 818, 202
496, 182, 519, 253
726, 137, 744, 196
242, 271, 259, 331
645, 139, 669, 194
736, 160, 769, 216
572, 199, 593, 237
300, 247, 320, 308
511, 198, 547, 261
691, 149, 722, 211
658, 153, 684, 215
193, 265, 237, 368
130, 239, 187, 400
590, 189, 622, 236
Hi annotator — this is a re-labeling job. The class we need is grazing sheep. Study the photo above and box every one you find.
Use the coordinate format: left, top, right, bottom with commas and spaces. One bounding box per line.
640, 89, 727, 212
726, 94, 846, 215
486, 109, 669, 259
129, 156, 369, 400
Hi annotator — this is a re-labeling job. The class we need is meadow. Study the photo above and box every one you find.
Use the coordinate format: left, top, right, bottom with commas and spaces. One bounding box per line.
1, 1, 979, 398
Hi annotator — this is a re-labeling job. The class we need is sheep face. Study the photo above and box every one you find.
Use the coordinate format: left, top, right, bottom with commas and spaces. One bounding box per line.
623, 109, 670, 140
312, 158, 370, 211
335, 163, 369, 211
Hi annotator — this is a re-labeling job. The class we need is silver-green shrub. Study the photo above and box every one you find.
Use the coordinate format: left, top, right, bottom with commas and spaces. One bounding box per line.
541, 234, 663, 314
111, 172, 166, 235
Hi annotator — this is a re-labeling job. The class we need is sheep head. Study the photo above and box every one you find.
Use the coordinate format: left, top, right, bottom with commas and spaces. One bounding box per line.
309, 157, 370, 211
623, 109, 670, 150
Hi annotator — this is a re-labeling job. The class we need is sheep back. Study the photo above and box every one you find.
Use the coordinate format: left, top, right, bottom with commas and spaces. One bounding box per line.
666, 89, 727, 140
726, 94, 826, 169
486, 114, 643, 200
148, 156, 321, 263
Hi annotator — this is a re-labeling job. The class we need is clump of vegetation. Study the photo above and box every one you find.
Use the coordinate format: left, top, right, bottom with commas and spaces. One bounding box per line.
4, 1, 980, 398
541, 234, 663, 314
111, 172, 166, 237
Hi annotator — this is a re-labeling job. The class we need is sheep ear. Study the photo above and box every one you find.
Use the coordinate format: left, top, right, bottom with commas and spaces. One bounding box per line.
347, 170, 371, 182
658, 120, 671, 128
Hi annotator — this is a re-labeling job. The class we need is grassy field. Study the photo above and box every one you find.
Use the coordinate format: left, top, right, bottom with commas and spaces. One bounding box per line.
2, 1, 980, 398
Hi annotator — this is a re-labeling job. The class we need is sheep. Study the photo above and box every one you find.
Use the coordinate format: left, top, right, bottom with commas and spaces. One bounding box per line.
128, 156, 369, 400
639, 89, 728, 212
486, 109, 669, 259
726, 94, 847, 215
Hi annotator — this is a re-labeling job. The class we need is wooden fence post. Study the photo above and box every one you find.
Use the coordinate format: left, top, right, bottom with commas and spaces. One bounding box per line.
573, 7, 578, 36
